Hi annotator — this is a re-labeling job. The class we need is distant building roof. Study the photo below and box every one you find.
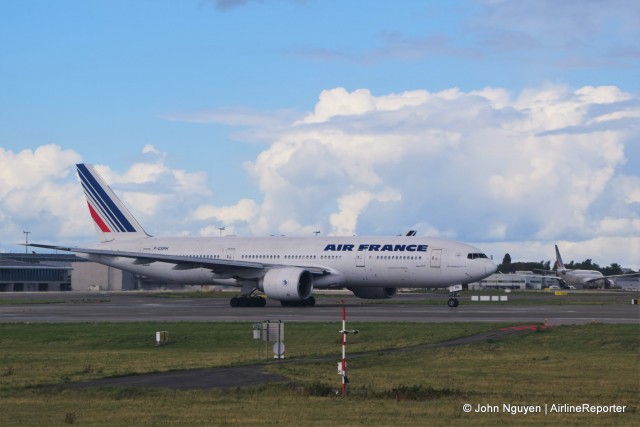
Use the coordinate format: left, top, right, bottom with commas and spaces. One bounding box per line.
0, 257, 71, 270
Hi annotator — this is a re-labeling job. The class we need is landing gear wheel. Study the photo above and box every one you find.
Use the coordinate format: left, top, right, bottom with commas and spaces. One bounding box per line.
447, 298, 459, 308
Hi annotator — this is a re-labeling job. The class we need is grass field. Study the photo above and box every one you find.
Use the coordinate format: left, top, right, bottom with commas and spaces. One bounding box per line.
0, 321, 637, 426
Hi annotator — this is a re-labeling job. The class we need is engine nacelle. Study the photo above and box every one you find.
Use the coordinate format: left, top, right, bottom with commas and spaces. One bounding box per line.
259, 267, 313, 302
349, 287, 397, 299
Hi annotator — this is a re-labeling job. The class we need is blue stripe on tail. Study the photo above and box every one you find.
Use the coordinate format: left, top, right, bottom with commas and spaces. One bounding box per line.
76, 164, 136, 233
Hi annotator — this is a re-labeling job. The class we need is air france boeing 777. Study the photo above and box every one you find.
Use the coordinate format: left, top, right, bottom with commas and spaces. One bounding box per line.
31, 164, 497, 307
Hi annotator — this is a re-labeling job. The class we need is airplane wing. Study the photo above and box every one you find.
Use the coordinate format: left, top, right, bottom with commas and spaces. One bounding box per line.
26, 243, 330, 276
584, 272, 640, 283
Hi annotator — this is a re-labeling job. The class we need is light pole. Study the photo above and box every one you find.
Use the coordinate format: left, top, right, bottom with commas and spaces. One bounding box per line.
23, 230, 30, 254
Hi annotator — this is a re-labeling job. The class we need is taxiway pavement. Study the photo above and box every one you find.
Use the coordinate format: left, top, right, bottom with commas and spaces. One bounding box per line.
1, 291, 637, 324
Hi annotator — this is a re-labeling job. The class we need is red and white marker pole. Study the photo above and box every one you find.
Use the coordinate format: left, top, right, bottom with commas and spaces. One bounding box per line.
339, 300, 358, 397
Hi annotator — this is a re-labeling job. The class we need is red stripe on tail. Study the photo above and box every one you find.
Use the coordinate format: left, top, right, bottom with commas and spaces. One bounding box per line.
87, 202, 111, 232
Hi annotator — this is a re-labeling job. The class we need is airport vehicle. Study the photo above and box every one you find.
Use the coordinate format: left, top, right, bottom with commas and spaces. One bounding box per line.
553, 245, 639, 289
30, 164, 497, 307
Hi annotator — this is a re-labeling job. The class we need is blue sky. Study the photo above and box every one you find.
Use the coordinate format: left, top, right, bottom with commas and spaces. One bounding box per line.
1, 0, 639, 268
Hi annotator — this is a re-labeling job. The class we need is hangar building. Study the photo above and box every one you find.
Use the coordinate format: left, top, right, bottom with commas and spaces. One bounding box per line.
0, 253, 164, 292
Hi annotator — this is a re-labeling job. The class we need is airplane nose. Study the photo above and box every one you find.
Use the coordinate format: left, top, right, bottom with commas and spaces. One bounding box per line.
486, 260, 498, 275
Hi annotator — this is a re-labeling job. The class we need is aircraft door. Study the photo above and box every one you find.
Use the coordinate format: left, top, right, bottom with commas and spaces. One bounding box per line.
356, 249, 366, 267
430, 249, 442, 268
226, 248, 236, 260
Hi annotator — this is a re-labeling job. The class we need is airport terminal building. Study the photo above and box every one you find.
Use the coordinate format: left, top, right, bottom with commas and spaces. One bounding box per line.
0, 255, 72, 292
0, 253, 162, 292
471, 271, 560, 290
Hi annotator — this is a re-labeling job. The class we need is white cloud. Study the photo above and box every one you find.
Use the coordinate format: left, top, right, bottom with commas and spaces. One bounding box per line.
329, 188, 401, 236
193, 198, 258, 224
0, 145, 80, 199
297, 87, 437, 125
627, 188, 640, 204
237, 85, 638, 266
0, 145, 84, 245
88, 146, 215, 236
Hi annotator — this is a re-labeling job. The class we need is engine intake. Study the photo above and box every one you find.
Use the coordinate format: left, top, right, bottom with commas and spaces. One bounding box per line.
349, 287, 397, 299
260, 267, 313, 301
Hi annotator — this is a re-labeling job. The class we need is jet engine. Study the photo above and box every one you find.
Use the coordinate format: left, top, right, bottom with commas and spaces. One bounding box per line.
349, 286, 397, 299
259, 267, 314, 301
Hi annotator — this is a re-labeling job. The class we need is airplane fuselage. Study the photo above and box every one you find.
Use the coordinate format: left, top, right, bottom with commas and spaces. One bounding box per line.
80, 235, 496, 289
557, 269, 607, 287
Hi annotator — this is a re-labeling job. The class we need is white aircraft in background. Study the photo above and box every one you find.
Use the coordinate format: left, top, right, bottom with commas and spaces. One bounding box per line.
553, 245, 639, 289
30, 164, 497, 308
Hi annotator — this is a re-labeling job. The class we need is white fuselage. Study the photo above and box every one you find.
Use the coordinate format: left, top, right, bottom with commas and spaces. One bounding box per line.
79, 235, 497, 289
557, 269, 606, 287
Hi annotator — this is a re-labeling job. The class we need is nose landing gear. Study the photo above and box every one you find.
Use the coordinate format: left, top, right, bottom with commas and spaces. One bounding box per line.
447, 284, 462, 308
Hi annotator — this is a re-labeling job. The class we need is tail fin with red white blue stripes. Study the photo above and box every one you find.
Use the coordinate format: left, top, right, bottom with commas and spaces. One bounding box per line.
76, 164, 149, 242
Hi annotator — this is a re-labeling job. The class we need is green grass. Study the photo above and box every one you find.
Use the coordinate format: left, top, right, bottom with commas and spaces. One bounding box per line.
0, 322, 501, 388
0, 322, 637, 426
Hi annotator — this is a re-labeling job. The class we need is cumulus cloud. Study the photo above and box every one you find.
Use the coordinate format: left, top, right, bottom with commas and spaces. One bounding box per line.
0, 145, 84, 244
89, 147, 214, 236
153, 85, 639, 261
329, 188, 401, 236
232, 84, 637, 266
0, 145, 80, 198
193, 199, 258, 226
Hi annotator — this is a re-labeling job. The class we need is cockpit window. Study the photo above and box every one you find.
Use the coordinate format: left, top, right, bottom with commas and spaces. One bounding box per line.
467, 253, 488, 259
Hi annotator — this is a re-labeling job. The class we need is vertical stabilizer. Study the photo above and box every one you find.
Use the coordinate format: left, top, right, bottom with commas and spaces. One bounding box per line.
76, 164, 149, 242
554, 245, 566, 271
